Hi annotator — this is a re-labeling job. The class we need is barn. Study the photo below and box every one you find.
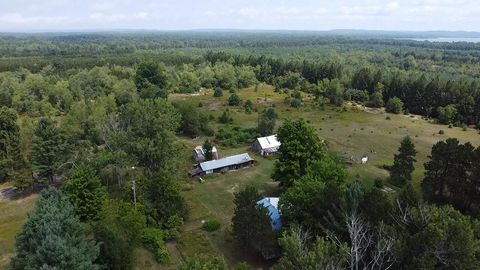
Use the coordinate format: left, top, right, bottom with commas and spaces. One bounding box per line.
189, 153, 254, 177
252, 135, 281, 156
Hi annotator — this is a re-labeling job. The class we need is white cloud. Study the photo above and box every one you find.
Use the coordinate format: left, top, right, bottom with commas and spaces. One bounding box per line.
238, 8, 261, 17
0, 13, 67, 24
314, 8, 329, 15
275, 7, 303, 16
0, 0, 479, 31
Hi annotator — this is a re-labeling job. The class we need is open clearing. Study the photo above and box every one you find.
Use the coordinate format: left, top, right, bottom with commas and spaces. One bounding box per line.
0, 184, 37, 269
173, 85, 480, 265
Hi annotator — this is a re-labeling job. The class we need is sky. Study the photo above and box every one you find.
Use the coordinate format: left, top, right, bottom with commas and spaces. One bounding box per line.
0, 0, 479, 32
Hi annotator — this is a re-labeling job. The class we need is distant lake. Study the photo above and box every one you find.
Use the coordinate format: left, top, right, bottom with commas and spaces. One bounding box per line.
399, 37, 480, 43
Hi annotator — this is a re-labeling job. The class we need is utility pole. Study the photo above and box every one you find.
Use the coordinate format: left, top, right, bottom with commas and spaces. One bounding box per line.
132, 180, 136, 206
131, 166, 136, 206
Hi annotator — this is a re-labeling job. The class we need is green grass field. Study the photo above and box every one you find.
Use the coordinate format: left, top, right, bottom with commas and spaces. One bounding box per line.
172, 85, 480, 266
0, 187, 37, 269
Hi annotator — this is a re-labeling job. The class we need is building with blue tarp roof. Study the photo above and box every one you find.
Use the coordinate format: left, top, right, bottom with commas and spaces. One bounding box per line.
257, 197, 282, 231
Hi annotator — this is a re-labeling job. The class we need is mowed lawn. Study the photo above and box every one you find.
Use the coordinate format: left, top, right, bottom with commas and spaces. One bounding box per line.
177, 137, 278, 267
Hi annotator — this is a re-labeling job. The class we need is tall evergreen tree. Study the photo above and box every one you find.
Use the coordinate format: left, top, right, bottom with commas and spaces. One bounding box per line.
63, 164, 108, 222
9, 187, 100, 270
231, 186, 278, 257
31, 118, 69, 183
231, 186, 262, 249
390, 136, 417, 187
422, 138, 476, 212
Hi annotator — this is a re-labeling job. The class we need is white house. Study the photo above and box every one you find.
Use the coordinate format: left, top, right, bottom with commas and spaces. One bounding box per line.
252, 135, 281, 156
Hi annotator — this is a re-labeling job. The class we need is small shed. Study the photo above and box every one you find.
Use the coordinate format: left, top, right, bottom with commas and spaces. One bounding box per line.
257, 197, 282, 231
193, 145, 218, 162
189, 153, 254, 177
252, 135, 281, 156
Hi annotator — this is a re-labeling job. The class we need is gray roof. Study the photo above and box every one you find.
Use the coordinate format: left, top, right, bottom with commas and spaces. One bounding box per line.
200, 153, 254, 171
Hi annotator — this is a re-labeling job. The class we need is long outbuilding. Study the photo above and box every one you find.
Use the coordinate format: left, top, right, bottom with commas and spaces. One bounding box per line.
189, 153, 254, 177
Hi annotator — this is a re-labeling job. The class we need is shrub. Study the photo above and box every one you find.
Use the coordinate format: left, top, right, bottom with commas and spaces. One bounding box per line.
164, 215, 184, 240
386, 116, 391, 120
213, 87, 223, 97
218, 111, 233, 124
216, 127, 259, 146
374, 178, 384, 188
228, 93, 242, 106
141, 228, 170, 264
344, 89, 369, 103
244, 100, 253, 113
439, 130, 445, 134
437, 105, 457, 124
202, 220, 221, 232
385, 97, 404, 114
290, 98, 302, 108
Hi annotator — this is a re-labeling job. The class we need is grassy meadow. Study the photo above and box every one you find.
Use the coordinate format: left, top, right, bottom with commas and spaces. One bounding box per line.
171, 84, 480, 266
0, 185, 37, 269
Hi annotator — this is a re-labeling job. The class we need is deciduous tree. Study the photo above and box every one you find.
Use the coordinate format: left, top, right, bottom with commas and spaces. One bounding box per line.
272, 119, 326, 188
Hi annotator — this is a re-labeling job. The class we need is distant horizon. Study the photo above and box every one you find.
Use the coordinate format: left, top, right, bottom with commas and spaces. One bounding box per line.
1, 28, 480, 35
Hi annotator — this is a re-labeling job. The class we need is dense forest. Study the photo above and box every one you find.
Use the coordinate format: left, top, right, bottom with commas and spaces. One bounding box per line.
1, 32, 480, 269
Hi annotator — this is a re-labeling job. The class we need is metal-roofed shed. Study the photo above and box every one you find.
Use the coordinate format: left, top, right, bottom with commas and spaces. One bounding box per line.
189, 153, 254, 177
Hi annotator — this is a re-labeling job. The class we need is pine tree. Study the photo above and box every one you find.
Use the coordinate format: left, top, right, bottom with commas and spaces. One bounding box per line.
231, 186, 261, 249
398, 182, 420, 208
390, 136, 417, 187
9, 187, 101, 270
231, 186, 279, 257
251, 205, 279, 259
31, 118, 69, 183
63, 164, 108, 222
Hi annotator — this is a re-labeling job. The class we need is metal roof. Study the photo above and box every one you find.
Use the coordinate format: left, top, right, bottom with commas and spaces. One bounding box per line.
257, 197, 282, 231
257, 135, 281, 150
199, 153, 253, 171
